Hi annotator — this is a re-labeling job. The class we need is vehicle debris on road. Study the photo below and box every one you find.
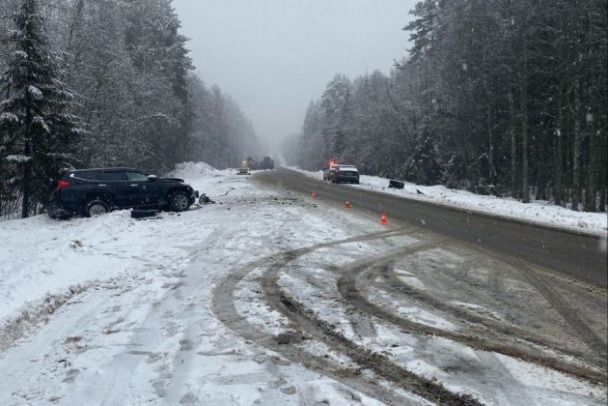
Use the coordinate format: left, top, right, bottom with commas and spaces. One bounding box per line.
388, 180, 405, 189
199, 193, 216, 204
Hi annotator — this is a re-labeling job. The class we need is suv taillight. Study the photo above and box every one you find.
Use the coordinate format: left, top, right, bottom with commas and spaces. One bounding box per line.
57, 179, 71, 190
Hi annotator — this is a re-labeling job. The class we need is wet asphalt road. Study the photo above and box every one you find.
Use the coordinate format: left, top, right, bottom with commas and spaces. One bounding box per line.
255, 168, 607, 288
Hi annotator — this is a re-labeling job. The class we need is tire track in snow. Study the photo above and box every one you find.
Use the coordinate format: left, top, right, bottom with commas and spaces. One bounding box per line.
499, 255, 608, 364
214, 228, 484, 406
213, 228, 430, 406
214, 257, 423, 406
337, 257, 606, 385
464, 242, 608, 368
379, 264, 599, 367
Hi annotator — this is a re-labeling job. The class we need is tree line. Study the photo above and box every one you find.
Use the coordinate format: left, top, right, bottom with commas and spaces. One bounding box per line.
0, 0, 259, 218
286, 0, 607, 212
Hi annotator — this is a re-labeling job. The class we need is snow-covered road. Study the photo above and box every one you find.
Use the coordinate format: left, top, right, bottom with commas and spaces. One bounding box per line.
0, 163, 606, 406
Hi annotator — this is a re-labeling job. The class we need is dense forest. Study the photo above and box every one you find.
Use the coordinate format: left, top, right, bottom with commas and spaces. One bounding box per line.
0, 0, 259, 218
285, 0, 607, 212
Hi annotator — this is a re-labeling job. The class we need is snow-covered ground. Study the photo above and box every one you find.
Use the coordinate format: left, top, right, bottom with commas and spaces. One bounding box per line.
291, 168, 608, 237
0, 162, 410, 405
0, 162, 605, 406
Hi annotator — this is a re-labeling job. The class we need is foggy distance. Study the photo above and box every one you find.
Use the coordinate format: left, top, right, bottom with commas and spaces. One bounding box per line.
173, 0, 418, 149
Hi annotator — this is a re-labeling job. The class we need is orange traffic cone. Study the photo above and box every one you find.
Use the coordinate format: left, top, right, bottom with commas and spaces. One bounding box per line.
344, 201, 351, 209
312, 191, 317, 200
380, 211, 388, 225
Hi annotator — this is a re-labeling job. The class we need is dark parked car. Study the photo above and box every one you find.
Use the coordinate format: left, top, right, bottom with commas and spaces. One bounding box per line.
45, 167, 199, 218
329, 164, 360, 184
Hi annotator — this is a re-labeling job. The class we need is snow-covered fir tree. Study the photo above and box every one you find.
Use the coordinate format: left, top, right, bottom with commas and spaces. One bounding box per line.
0, 0, 84, 218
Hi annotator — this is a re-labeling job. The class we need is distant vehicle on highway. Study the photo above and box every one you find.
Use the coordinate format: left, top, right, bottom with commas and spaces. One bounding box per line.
237, 167, 251, 175
46, 167, 198, 218
329, 164, 360, 184
242, 156, 274, 170
259, 156, 275, 170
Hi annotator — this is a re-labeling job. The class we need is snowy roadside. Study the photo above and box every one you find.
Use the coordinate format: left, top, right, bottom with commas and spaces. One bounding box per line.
0, 162, 220, 324
290, 167, 608, 237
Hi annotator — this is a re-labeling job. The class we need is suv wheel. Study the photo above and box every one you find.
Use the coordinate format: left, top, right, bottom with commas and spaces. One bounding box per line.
169, 191, 190, 212
85, 199, 110, 217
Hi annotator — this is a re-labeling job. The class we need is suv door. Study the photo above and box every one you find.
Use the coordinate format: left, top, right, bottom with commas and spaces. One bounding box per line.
97, 170, 130, 208
125, 171, 161, 208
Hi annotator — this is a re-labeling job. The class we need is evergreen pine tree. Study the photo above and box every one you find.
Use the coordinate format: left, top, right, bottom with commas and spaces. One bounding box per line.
0, 0, 84, 218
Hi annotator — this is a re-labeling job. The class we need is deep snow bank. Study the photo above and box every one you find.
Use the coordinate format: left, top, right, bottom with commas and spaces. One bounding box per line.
167, 161, 217, 180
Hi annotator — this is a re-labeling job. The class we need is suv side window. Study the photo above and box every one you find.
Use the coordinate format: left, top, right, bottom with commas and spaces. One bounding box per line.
71, 171, 99, 181
98, 171, 127, 181
126, 172, 149, 181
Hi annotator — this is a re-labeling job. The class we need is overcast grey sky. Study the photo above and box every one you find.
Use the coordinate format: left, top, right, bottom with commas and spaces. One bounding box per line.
173, 0, 418, 149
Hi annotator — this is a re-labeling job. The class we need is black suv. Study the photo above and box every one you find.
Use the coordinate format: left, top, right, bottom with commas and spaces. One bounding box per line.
45, 168, 199, 218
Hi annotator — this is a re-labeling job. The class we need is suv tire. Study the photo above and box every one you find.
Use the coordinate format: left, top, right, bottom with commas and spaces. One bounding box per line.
169, 190, 190, 212
84, 199, 110, 217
